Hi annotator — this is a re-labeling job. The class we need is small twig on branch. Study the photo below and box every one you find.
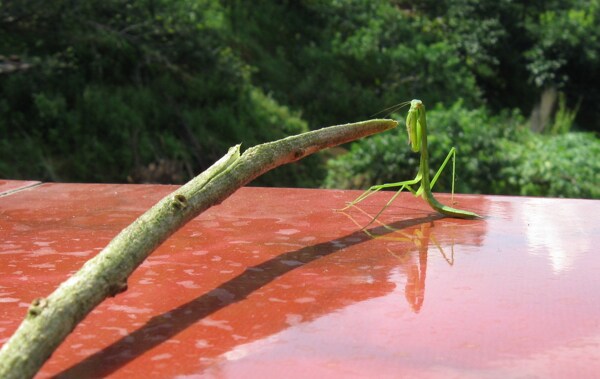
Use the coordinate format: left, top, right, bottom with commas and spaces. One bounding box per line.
0, 118, 397, 378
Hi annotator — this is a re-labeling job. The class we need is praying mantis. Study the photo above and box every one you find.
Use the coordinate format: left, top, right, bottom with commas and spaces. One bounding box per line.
343, 99, 480, 223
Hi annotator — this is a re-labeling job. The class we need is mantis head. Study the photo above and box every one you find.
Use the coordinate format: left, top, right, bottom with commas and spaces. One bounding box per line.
405, 99, 424, 153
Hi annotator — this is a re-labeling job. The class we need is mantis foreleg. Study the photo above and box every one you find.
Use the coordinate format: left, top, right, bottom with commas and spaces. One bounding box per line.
342, 176, 421, 227
342, 176, 419, 210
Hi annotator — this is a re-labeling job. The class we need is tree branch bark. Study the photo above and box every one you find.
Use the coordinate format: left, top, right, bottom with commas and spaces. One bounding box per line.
0, 118, 397, 378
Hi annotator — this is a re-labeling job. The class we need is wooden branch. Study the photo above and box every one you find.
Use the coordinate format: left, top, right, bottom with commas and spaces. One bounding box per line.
0, 118, 397, 378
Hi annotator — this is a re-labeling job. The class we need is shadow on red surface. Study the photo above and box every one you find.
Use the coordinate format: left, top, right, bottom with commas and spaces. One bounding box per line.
55, 214, 441, 378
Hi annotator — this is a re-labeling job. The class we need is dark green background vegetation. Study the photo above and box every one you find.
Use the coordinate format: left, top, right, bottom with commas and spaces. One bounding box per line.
1, 0, 599, 198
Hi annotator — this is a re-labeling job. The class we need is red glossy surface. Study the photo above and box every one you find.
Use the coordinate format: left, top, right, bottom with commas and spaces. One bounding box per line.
1, 182, 599, 378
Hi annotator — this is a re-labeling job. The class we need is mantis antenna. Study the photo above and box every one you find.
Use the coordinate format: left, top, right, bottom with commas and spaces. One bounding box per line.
343, 99, 480, 224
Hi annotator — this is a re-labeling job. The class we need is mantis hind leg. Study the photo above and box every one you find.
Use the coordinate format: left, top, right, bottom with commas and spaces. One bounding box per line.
426, 147, 480, 219
429, 147, 457, 198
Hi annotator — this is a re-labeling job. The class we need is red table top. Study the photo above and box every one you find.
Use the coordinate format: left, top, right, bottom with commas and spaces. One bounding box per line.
1, 181, 599, 378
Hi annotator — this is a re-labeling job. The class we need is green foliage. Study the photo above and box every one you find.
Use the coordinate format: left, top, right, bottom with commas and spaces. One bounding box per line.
227, 0, 482, 127
548, 93, 580, 135
523, 2, 600, 129
499, 133, 600, 199
0, 0, 317, 185
525, 2, 600, 88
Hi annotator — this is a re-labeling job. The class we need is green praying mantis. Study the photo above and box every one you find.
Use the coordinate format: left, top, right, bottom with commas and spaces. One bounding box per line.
343, 99, 480, 223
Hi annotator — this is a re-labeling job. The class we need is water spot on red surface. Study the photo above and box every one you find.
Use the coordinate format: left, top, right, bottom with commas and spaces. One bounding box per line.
100, 326, 129, 337
176, 281, 201, 289
200, 318, 233, 331
30, 263, 56, 270
107, 305, 152, 314
229, 240, 252, 244
195, 339, 212, 349
276, 229, 300, 236
294, 297, 316, 304
150, 353, 172, 361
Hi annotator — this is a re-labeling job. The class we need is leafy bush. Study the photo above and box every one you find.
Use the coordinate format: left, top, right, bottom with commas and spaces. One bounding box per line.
499, 132, 600, 198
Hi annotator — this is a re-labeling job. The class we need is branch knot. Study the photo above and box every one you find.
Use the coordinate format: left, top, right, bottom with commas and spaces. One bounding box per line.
27, 298, 48, 317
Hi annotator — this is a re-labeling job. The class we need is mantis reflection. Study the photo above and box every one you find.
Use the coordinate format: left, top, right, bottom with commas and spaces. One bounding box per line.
340, 205, 457, 312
